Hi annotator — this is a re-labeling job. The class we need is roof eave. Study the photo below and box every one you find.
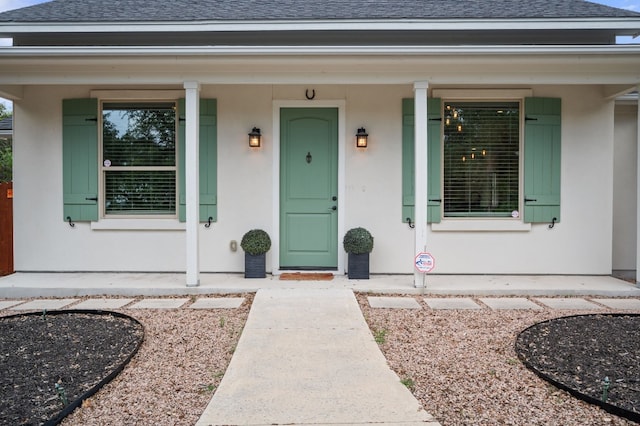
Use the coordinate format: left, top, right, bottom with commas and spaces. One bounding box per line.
1, 17, 640, 36
1, 44, 640, 56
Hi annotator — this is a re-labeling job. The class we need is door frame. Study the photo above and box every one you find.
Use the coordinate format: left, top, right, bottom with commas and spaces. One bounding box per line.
272, 100, 346, 276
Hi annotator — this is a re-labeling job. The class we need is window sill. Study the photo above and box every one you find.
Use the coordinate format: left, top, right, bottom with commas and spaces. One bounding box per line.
91, 219, 185, 231
431, 220, 531, 232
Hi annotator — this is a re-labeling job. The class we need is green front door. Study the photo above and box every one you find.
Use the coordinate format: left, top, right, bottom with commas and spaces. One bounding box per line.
280, 108, 338, 269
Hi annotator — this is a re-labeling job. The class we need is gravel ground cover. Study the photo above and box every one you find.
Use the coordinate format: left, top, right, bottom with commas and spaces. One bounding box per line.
0, 311, 143, 425
358, 295, 640, 426
516, 314, 640, 422
2, 294, 639, 426
0, 295, 252, 426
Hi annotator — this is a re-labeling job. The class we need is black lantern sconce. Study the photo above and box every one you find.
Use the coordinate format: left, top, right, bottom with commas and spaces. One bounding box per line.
248, 127, 262, 148
356, 127, 368, 148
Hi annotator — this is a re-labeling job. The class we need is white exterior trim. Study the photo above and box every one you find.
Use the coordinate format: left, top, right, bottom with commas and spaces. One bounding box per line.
1, 17, 639, 34
184, 81, 200, 286
413, 82, 429, 288
432, 220, 531, 232
432, 89, 534, 99
271, 99, 346, 276
636, 84, 640, 284
2, 45, 640, 56
91, 219, 185, 231
90, 89, 184, 100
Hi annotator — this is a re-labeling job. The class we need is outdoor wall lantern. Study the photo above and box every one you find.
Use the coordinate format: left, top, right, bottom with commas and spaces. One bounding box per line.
248, 127, 262, 148
356, 127, 368, 148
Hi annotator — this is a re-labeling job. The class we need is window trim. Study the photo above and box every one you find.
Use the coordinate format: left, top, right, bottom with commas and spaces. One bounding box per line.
99, 99, 180, 219
63, 93, 218, 228
433, 89, 533, 227
91, 218, 185, 231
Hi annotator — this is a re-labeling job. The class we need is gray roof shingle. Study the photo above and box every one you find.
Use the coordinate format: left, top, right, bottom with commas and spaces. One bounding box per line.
0, 0, 638, 23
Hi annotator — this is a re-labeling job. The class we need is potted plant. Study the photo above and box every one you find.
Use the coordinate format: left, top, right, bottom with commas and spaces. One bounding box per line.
241, 229, 271, 278
343, 227, 374, 279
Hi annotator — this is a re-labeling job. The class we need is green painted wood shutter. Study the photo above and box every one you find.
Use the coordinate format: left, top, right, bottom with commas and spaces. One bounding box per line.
62, 98, 99, 222
402, 97, 442, 224
523, 97, 561, 223
178, 98, 218, 222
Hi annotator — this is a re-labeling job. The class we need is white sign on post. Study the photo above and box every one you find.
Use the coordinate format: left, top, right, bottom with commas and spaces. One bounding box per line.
415, 252, 435, 273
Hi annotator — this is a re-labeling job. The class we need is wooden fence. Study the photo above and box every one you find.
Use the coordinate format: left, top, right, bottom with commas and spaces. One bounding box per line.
0, 182, 13, 275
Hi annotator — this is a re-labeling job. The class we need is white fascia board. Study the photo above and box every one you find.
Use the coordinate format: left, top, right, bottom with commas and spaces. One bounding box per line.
0, 17, 640, 34
1, 44, 640, 57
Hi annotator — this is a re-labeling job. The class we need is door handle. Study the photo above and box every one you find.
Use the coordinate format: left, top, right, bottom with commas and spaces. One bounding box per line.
329, 206, 337, 211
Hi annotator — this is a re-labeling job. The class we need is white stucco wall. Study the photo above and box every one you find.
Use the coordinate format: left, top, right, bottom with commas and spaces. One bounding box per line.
12, 83, 617, 274
612, 103, 638, 273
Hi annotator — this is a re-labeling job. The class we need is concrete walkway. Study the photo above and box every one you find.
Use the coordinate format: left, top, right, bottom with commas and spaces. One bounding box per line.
196, 288, 440, 426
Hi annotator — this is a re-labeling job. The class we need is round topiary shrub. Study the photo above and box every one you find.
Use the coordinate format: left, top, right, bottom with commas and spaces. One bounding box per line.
343, 227, 374, 254
240, 229, 271, 255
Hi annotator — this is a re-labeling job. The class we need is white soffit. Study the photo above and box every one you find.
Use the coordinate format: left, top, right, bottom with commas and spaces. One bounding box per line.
0, 17, 640, 34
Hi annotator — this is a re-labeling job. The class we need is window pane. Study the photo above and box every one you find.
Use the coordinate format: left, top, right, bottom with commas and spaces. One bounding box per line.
102, 102, 177, 217
103, 103, 176, 167
105, 170, 176, 215
443, 102, 519, 218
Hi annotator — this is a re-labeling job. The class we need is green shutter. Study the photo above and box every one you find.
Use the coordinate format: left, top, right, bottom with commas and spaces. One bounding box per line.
402, 97, 442, 224
523, 97, 561, 223
178, 98, 218, 222
62, 98, 98, 222
401, 99, 415, 224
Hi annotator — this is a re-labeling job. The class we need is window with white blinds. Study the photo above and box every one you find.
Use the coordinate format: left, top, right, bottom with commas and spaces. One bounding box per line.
102, 102, 177, 216
443, 101, 520, 218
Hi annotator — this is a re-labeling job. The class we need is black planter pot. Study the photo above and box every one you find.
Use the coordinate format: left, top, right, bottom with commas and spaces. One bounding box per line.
245, 253, 266, 278
348, 252, 370, 279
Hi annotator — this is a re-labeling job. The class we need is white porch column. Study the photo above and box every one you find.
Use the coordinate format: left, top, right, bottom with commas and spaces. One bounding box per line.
414, 81, 429, 288
636, 85, 640, 286
184, 81, 200, 287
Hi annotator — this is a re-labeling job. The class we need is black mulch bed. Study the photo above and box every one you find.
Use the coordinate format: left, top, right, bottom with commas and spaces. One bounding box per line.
0, 310, 144, 426
516, 314, 640, 423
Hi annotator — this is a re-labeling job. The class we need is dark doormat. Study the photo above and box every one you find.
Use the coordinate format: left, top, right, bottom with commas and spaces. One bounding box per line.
279, 273, 334, 281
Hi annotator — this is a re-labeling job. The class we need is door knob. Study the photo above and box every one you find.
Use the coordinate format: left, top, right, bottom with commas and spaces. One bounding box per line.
330, 206, 337, 211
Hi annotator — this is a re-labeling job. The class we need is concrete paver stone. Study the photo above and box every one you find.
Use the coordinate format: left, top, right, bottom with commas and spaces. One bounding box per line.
128, 298, 189, 309
0, 300, 23, 310
534, 297, 603, 310
368, 296, 422, 309
73, 298, 135, 310
424, 297, 482, 310
593, 298, 640, 310
189, 297, 245, 309
480, 297, 543, 310
10, 299, 79, 310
